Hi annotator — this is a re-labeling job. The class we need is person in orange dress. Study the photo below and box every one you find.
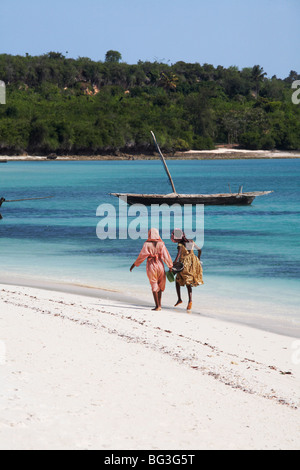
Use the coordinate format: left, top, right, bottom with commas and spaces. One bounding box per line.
130, 228, 173, 311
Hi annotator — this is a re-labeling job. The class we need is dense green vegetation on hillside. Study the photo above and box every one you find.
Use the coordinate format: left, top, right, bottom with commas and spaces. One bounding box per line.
0, 51, 299, 155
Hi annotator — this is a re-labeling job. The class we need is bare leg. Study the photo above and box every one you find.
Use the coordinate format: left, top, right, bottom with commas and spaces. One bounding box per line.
152, 291, 161, 311
158, 290, 162, 309
187, 285, 192, 312
174, 282, 183, 307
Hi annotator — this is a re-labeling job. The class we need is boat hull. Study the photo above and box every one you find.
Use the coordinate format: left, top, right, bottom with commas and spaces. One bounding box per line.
111, 192, 272, 206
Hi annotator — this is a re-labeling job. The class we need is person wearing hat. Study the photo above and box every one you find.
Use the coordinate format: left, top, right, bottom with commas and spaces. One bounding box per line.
130, 228, 173, 311
171, 229, 203, 312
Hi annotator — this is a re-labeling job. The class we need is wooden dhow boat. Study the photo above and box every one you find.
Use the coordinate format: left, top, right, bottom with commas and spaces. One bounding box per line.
111, 132, 273, 206
0, 196, 53, 219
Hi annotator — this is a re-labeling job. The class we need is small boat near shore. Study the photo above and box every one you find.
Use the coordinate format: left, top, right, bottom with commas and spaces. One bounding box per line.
0, 196, 53, 219
111, 132, 273, 206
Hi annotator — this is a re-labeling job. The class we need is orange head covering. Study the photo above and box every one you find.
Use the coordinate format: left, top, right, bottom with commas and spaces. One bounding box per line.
147, 228, 162, 242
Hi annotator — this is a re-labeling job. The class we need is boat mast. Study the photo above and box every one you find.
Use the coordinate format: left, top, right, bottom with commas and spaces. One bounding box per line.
4, 196, 53, 203
151, 131, 177, 194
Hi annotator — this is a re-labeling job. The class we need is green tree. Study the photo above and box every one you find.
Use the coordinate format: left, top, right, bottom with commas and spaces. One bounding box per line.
105, 50, 122, 63
28, 121, 48, 148
0, 53, 299, 154
251, 65, 267, 98
158, 72, 179, 91
184, 90, 215, 140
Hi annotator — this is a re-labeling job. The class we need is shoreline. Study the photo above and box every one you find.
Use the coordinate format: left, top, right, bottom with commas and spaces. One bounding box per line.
1, 149, 300, 161
0, 273, 299, 339
0, 282, 299, 449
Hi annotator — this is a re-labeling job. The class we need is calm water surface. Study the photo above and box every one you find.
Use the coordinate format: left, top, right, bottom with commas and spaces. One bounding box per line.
0, 159, 299, 336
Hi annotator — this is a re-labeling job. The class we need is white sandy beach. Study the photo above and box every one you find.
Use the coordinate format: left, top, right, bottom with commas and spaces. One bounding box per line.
0, 283, 299, 450
183, 149, 300, 158
1, 149, 300, 161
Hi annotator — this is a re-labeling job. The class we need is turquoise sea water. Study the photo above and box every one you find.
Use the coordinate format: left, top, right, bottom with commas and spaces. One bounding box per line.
0, 159, 299, 336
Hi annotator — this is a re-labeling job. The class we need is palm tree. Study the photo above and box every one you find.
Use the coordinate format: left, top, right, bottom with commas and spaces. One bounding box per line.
251, 65, 267, 98
159, 72, 179, 91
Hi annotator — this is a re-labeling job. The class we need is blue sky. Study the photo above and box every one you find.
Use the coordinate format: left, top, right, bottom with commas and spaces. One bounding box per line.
0, 0, 299, 78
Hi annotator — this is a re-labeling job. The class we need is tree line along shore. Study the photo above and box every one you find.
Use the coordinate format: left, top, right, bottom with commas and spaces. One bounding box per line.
0, 51, 299, 156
